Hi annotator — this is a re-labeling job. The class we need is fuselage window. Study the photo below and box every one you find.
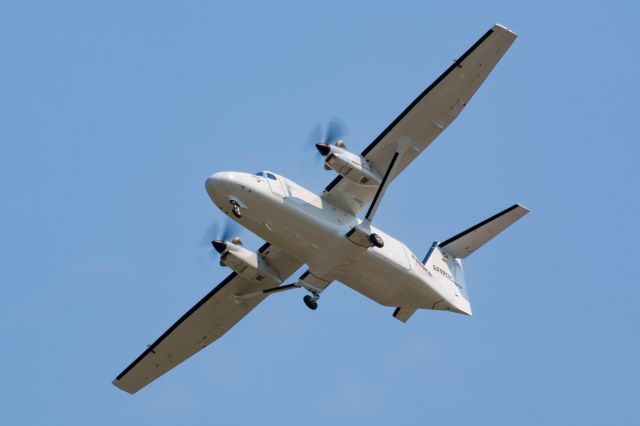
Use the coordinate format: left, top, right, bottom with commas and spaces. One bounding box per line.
266, 173, 277, 180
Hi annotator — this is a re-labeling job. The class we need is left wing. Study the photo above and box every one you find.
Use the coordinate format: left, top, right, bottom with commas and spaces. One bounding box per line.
322, 24, 517, 215
112, 243, 301, 394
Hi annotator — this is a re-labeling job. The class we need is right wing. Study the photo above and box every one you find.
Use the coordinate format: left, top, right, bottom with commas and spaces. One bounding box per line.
112, 243, 301, 394
322, 24, 517, 215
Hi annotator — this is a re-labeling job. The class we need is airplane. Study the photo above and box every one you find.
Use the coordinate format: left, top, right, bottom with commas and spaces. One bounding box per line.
113, 24, 528, 394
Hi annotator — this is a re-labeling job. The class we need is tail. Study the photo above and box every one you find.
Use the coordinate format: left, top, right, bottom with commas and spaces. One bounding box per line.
422, 204, 529, 317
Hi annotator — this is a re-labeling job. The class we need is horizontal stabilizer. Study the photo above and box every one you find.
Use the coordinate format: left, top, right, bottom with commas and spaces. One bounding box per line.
439, 204, 529, 258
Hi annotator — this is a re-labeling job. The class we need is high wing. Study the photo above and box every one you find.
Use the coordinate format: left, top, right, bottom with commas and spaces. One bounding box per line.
321, 24, 517, 215
112, 243, 302, 394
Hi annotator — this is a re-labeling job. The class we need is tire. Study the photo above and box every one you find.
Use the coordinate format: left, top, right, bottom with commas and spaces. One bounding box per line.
369, 233, 384, 248
303, 295, 318, 310
229, 201, 242, 218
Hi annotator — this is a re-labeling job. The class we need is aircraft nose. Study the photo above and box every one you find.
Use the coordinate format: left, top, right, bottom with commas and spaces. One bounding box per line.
205, 172, 229, 203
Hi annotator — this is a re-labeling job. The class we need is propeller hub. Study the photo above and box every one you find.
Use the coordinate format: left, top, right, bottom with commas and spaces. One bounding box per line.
315, 143, 331, 156
211, 240, 228, 253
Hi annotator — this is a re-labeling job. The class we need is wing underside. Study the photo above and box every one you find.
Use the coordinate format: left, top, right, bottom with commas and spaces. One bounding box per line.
113, 243, 301, 394
322, 24, 517, 215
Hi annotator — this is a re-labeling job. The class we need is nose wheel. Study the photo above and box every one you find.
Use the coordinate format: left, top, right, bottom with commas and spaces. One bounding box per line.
368, 233, 384, 248
230, 200, 242, 218
303, 291, 319, 310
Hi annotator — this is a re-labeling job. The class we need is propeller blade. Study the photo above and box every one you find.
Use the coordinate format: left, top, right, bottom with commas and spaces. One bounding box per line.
324, 118, 346, 145
304, 125, 324, 157
220, 219, 240, 242
201, 218, 242, 249
200, 222, 219, 248
305, 119, 347, 168
305, 119, 347, 153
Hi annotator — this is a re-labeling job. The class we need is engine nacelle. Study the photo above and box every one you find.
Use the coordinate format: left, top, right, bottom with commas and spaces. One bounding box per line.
323, 147, 381, 187
220, 244, 281, 285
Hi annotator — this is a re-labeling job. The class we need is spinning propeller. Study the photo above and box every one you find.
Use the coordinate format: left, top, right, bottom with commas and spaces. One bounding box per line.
201, 218, 243, 254
306, 119, 347, 161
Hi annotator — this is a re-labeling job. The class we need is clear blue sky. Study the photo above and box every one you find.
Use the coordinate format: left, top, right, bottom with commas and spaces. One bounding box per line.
1, 1, 638, 425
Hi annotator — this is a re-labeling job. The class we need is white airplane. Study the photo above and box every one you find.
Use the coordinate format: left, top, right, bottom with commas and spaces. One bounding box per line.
113, 24, 528, 394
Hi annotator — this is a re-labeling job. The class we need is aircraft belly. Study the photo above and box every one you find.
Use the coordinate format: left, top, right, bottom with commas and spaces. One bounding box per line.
228, 184, 450, 310
237, 190, 350, 266
335, 250, 440, 308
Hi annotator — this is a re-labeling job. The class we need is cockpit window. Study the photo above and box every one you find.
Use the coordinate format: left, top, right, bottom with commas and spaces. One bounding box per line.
254, 171, 277, 180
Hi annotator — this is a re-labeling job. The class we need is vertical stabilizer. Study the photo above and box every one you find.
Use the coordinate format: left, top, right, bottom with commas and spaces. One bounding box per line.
423, 243, 471, 315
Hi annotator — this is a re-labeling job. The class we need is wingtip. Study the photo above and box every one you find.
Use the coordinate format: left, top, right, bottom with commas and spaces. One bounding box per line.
112, 378, 136, 395
493, 23, 518, 38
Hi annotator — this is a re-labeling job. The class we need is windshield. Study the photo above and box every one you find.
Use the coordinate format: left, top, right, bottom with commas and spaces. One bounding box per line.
254, 171, 277, 180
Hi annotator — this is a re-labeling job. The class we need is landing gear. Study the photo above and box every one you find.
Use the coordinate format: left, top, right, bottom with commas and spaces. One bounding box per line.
303, 292, 319, 310
368, 232, 384, 248
230, 200, 242, 218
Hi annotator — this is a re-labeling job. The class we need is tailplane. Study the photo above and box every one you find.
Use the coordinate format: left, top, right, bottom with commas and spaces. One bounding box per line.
424, 204, 528, 316
439, 204, 529, 258
392, 204, 528, 321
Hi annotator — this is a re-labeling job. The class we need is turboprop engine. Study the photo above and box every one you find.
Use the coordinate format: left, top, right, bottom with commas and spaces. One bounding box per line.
212, 239, 281, 285
315, 142, 381, 186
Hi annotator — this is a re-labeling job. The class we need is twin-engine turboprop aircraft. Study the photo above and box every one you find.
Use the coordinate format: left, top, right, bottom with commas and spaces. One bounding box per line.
114, 24, 528, 394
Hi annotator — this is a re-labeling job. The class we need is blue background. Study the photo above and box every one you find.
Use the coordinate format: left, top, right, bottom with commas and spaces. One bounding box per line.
1, 1, 638, 424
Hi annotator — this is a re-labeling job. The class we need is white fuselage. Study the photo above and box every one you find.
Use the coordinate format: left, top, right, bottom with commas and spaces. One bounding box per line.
205, 171, 470, 315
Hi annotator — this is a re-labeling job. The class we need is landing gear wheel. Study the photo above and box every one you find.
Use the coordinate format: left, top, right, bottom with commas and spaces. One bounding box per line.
230, 200, 242, 218
369, 233, 384, 248
303, 295, 318, 310
232, 206, 242, 218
